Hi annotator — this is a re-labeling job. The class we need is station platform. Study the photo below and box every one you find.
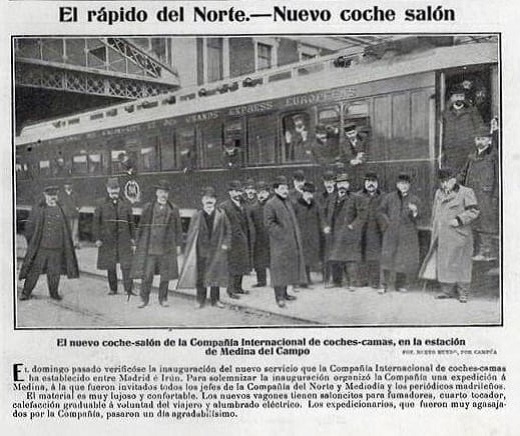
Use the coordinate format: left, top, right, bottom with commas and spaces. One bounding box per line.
15, 235, 500, 327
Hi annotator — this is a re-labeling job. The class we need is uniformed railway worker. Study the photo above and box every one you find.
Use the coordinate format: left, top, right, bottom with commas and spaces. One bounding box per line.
19, 186, 79, 301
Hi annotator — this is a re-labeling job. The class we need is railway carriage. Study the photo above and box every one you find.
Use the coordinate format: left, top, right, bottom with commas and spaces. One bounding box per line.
15, 36, 499, 245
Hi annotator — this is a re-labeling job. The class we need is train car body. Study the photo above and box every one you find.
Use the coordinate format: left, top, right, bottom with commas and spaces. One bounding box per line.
15, 37, 499, 241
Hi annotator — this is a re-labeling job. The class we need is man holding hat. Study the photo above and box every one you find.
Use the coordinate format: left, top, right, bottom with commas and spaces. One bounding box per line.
357, 172, 386, 290
419, 168, 480, 303
324, 172, 367, 290
293, 181, 324, 287
58, 180, 80, 249
220, 180, 253, 299
93, 177, 136, 297
177, 187, 230, 309
460, 125, 499, 261
19, 186, 79, 301
342, 123, 368, 166
264, 176, 306, 307
249, 181, 271, 287
379, 173, 421, 293
131, 180, 183, 308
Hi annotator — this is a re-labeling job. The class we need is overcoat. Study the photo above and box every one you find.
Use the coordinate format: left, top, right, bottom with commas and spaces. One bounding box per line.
326, 192, 367, 262
130, 201, 182, 281
19, 201, 79, 279
461, 147, 499, 233
419, 185, 479, 284
357, 189, 386, 262
92, 197, 135, 270
58, 191, 79, 219
264, 195, 307, 287
177, 209, 231, 289
293, 197, 323, 269
379, 191, 421, 275
316, 189, 335, 260
249, 199, 270, 270
219, 199, 253, 275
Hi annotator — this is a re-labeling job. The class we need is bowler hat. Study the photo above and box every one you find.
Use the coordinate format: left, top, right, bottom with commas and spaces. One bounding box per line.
63, 179, 73, 187
227, 180, 243, 191
245, 178, 256, 189
153, 179, 171, 191
43, 185, 59, 195
364, 171, 378, 181
272, 175, 288, 188
437, 167, 455, 181
302, 182, 316, 193
106, 177, 119, 189
344, 123, 357, 132
322, 170, 336, 181
292, 170, 305, 181
201, 186, 216, 198
397, 173, 411, 183
315, 124, 327, 134
335, 173, 350, 183
256, 181, 269, 192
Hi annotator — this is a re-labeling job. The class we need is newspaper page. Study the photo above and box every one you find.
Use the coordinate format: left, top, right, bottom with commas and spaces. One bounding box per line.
1, 0, 518, 434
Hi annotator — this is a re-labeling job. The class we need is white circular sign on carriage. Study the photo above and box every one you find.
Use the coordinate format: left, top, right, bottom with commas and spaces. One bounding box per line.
124, 179, 141, 204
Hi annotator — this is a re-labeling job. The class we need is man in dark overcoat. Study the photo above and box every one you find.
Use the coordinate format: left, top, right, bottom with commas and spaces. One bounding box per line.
341, 123, 368, 166
460, 125, 499, 261
378, 173, 421, 293
264, 176, 307, 307
93, 177, 136, 297
293, 182, 324, 287
131, 180, 183, 308
324, 173, 367, 291
219, 180, 253, 299
58, 180, 80, 248
289, 169, 306, 203
419, 168, 480, 303
243, 178, 258, 208
19, 186, 79, 301
310, 124, 341, 166
316, 170, 336, 284
249, 181, 271, 287
357, 172, 386, 290
177, 187, 230, 308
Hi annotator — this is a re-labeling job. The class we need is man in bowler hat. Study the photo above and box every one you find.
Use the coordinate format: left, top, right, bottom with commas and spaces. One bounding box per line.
131, 180, 183, 308
19, 186, 79, 301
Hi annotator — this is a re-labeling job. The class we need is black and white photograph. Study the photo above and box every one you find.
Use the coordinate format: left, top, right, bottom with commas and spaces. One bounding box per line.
13, 34, 501, 328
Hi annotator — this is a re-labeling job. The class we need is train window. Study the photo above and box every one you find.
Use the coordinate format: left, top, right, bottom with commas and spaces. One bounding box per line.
39, 160, 51, 177
247, 113, 277, 165
88, 154, 102, 174
199, 122, 222, 169
176, 127, 196, 171
282, 112, 311, 162
52, 157, 71, 177
318, 107, 341, 138
72, 155, 88, 174
140, 146, 158, 172
111, 150, 137, 175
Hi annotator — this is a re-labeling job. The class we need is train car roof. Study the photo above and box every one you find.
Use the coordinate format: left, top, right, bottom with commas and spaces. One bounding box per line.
16, 39, 498, 146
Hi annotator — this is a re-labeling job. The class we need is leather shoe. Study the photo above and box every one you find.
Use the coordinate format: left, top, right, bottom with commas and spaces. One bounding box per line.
227, 293, 240, 300
435, 293, 456, 300
19, 294, 31, 301
285, 295, 297, 301
126, 290, 137, 296
325, 282, 340, 289
252, 283, 266, 288
50, 295, 63, 301
159, 301, 170, 308
108, 290, 118, 295
138, 303, 148, 308
212, 301, 225, 309
235, 288, 250, 295
276, 300, 286, 308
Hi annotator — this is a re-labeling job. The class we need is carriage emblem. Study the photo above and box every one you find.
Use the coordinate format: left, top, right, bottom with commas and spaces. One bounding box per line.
124, 179, 141, 204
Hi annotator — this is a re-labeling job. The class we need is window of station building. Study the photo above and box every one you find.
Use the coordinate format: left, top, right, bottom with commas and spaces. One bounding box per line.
207, 38, 224, 83
247, 113, 277, 165
199, 122, 223, 169
140, 146, 158, 172
257, 43, 273, 71
282, 112, 311, 163
176, 127, 196, 171
39, 160, 51, 177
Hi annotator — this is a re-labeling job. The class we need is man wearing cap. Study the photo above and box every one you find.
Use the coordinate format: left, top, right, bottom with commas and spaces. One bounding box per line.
293, 182, 324, 287
58, 181, 80, 249
249, 181, 271, 287
131, 180, 183, 308
243, 178, 258, 207
220, 180, 253, 299
264, 176, 306, 307
289, 170, 306, 203
19, 186, 79, 301
93, 178, 136, 297
341, 123, 368, 166
357, 172, 386, 290
324, 173, 367, 290
460, 126, 499, 261
379, 173, 421, 293
419, 168, 480, 303
310, 124, 340, 166
442, 85, 485, 172
222, 140, 242, 170
177, 187, 230, 309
